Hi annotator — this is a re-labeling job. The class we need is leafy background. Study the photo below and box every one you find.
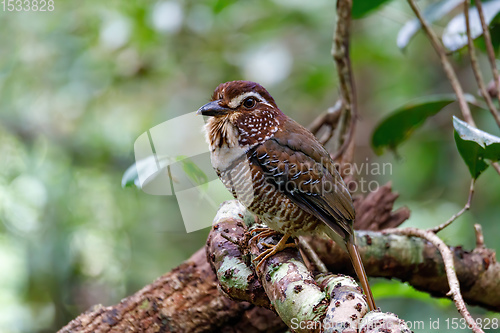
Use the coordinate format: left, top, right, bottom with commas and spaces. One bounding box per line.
1, 0, 500, 332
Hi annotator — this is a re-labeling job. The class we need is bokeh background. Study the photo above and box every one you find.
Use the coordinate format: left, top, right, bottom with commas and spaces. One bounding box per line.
1, 0, 499, 332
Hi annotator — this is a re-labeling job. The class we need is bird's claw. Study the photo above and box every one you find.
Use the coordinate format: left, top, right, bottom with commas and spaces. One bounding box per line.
248, 228, 278, 246
252, 233, 294, 271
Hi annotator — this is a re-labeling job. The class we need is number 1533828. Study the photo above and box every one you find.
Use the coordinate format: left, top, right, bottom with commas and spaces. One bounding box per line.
2, 0, 54, 11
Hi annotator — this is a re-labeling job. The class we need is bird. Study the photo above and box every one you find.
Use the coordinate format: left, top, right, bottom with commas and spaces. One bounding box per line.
197, 80, 376, 311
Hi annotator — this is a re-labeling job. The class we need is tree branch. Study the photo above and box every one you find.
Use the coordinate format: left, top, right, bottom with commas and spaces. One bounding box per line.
331, 0, 357, 163
407, 0, 476, 126
207, 202, 411, 333
384, 227, 484, 333
475, 0, 500, 107
309, 229, 499, 312
59, 180, 499, 333
464, 0, 500, 128
58, 247, 286, 333
408, 0, 500, 177
205, 200, 499, 320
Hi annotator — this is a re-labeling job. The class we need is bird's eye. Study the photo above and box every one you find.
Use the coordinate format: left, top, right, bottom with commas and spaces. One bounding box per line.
242, 97, 256, 109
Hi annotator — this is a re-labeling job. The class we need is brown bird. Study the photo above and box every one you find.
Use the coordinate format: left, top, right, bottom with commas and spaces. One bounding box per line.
197, 80, 376, 311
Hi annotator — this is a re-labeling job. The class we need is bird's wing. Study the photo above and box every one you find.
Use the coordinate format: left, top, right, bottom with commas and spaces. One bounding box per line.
248, 117, 355, 241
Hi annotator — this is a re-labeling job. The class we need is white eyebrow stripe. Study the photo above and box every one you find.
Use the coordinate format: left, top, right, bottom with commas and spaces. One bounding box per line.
228, 91, 269, 108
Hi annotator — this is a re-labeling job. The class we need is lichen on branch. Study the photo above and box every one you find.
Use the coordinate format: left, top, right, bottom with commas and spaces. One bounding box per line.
206, 200, 411, 333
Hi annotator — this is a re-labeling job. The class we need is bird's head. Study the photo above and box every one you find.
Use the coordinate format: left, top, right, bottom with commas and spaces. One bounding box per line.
198, 80, 285, 149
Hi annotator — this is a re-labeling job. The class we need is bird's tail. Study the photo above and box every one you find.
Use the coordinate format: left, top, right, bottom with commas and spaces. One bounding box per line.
320, 223, 376, 311
346, 234, 376, 311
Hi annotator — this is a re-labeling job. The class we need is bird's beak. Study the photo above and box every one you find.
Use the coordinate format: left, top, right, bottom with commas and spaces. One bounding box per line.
196, 100, 231, 117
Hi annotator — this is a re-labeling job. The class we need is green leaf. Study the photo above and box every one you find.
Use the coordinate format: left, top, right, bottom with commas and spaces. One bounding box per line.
372, 94, 470, 155
352, 0, 393, 19
213, 0, 235, 13
453, 116, 500, 179
121, 155, 175, 189
121, 163, 140, 188
175, 156, 209, 191
442, 0, 500, 52
475, 23, 500, 53
397, 0, 463, 50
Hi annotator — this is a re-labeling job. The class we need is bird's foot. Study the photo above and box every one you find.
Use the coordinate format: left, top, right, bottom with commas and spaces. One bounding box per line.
253, 233, 295, 271
248, 227, 278, 246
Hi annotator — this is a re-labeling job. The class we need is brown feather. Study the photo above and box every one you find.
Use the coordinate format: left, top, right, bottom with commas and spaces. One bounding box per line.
249, 117, 355, 241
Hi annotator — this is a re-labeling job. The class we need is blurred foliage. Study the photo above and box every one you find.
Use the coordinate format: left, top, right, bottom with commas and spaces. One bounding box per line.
1, 0, 500, 332
371, 94, 471, 155
442, 0, 500, 51
352, 0, 394, 18
397, 0, 463, 49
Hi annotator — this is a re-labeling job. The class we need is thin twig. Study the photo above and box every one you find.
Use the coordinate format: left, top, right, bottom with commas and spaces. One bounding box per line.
298, 236, 328, 273
331, 101, 347, 154
385, 227, 484, 333
467, 1, 500, 177
308, 101, 342, 135
407, 0, 476, 126
331, 0, 357, 162
464, 1, 500, 127
492, 162, 500, 176
429, 179, 475, 233
308, 101, 343, 145
475, 0, 500, 106
409, 0, 500, 177
318, 127, 334, 145
474, 224, 485, 249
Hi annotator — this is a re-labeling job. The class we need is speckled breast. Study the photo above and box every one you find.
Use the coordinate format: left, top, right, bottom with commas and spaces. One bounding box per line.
214, 149, 320, 236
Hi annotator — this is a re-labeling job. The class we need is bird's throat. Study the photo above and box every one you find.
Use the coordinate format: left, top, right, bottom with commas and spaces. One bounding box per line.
205, 116, 240, 151
205, 116, 251, 172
